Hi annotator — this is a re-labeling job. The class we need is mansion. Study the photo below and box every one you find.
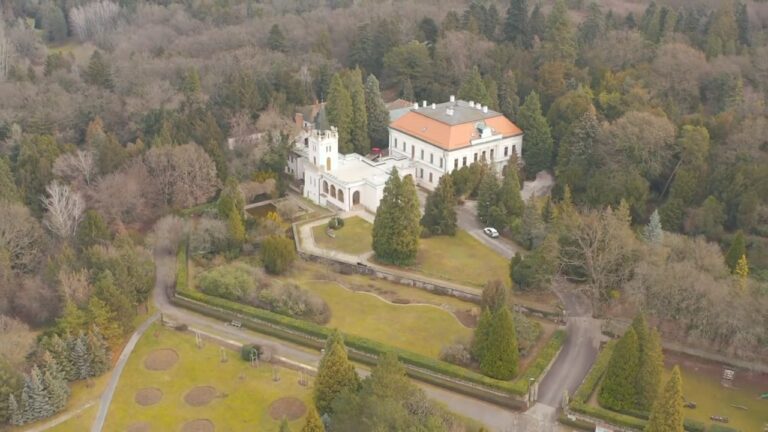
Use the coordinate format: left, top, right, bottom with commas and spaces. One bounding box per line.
287, 96, 524, 213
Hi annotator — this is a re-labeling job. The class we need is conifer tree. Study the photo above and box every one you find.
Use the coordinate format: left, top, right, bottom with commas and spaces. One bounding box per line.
481, 280, 510, 313
479, 307, 519, 380
88, 331, 110, 376
0, 157, 20, 203
76, 210, 110, 250
725, 230, 746, 272
734, 254, 749, 288
498, 72, 520, 119
518, 91, 553, 178
504, 0, 531, 48
364, 74, 390, 149
458, 67, 492, 107
499, 159, 524, 221
70, 334, 91, 381
543, 0, 577, 62
57, 301, 88, 335
93, 270, 135, 333
26, 366, 53, 421
477, 172, 500, 225
47, 335, 75, 382
0, 357, 21, 424
643, 209, 663, 244
301, 405, 325, 432
85, 51, 114, 90
471, 308, 493, 361
637, 328, 663, 412
599, 327, 640, 411
42, 369, 67, 413
420, 174, 457, 236
645, 366, 684, 432
268, 24, 287, 52
326, 74, 354, 153
401, 77, 415, 101
347, 68, 370, 155
372, 169, 421, 265
313, 331, 359, 415
87, 297, 121, 343
8, 394, 21, 426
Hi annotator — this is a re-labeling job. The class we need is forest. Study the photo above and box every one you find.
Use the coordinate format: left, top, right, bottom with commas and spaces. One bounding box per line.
0, 0, 767, 427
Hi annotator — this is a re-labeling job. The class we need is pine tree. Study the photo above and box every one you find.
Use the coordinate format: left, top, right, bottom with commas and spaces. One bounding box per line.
529, 3, 546, 39
76, 210, 110, 250
93, 270, 135, 333
643, 209, 663, 244
471, 308, 494, 361
313, 331, 360, 415
301, 405, 325, 432
326, 74, 353, 153
401, 77, 415, 102
268, 24, 287, 52
26, 366, 53, 421
504, 0, 531, 48
420, 174, 457, 236
372, 169, 421, 265
458, 67, 492, 107
479, 307, 519, 380
85, 51, 114, 90
543, 0, 577, 62
599, 328, 640, 411
88, 331, 110, 376
499, 159, 524, 221
8, 394, 21, 426
725, 231, 746, 272
645, 366, 684, 432
70, 333, 92, 381
498, 72, 520, 120
87, 297, 121, 343
48, 335, 75, 382
57, 301, 88, 335
477, 172, 500, 225
0, 357, 21, 424
347, 68, 370, 154
42, 369, 68, 413
518, 91, 553, 178
516, 198, 546, 250
0, 157, 20, 203
364, 74, 390, 149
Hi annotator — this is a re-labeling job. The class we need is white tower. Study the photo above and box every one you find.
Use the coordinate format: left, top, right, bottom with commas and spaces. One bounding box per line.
308, 127, 339, 172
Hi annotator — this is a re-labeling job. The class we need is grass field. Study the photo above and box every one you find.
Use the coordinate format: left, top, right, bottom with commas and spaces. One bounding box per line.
414, 230, 511, 287
103, 324, 312, 432
665, 364, 768, 431
46, 404, 98, 432
303, 280, 473, 358
311, 216, 373, 256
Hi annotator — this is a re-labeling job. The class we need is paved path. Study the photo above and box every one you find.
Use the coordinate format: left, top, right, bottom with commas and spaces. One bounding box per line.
24, 399, 97, 432
90, 312, 159, 432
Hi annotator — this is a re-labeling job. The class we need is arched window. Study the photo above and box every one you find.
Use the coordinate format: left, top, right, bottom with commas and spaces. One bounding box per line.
337, 189, 344, 203
330, 185, 336, 198
323, 181, 329, 194
353, 191, 360, 205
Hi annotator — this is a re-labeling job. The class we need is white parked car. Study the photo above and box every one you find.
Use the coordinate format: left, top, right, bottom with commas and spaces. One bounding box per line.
483, 227, 499, 238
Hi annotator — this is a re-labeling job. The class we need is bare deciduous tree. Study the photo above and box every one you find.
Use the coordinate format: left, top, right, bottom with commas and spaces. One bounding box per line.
149, 215, 187, 254
41, 180, 86, 239
90, 159, 155, 225
58, 268, 92, 307
0, 315, 36, 369
53, 150, 97, 185
0, 204, 44, 272
143, 143, 219, 209
69, 0, 120, 41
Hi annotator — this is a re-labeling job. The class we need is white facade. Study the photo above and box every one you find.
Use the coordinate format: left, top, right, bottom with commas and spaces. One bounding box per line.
388, 129, 522, 190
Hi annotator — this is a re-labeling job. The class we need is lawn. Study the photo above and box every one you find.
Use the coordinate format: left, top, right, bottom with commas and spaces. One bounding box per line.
46, 404, 98, 432
413, 230, 511, 287
303, 280, 473, 358
103, 324, 312, 432
311, 216, 373, 256
663, 363, 768, 431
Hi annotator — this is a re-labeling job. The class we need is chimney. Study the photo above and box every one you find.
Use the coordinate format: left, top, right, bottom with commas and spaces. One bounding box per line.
482, 105, 488, 113
469, 101, 475, 108
294, 112, 304, 129
449, 95, 455, 103
413, 102, 419, 110
422, 100, 427, 107
431, 103, 436, 109
446, 107, 454, 116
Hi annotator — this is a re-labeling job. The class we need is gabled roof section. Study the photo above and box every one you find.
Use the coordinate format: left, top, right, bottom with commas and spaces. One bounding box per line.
389, 100, 522, 151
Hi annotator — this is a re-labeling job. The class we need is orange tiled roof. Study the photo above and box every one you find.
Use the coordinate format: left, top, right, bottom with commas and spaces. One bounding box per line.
389, 108, 522, 151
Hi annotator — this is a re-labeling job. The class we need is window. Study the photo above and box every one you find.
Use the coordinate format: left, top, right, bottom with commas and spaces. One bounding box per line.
482, 151, 486, 160
512, 145, 516, 155
430, 153, 433, 164
394, 138, 398, 148
462, 156, 467, 167
490, 149, 494, 160
420, 168, 424, 178
454, 159, 458, 170
504, 146, 509, 157
439, 157, 443, 168
420, 149, 424, 160
403, 141, 406, 151
429, 172, 433, 183
474, 153, 478, 162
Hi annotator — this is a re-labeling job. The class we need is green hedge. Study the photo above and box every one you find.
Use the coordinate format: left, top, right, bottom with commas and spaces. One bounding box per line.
569, 342, 710, 432
707, 425, 739, 432
173, 242, 566, 405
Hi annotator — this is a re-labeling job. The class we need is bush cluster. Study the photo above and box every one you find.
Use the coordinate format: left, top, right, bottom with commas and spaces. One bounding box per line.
328, 216, 345, 230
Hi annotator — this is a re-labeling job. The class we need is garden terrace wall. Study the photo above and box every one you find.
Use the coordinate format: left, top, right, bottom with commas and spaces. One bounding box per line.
173, 244, 566, 409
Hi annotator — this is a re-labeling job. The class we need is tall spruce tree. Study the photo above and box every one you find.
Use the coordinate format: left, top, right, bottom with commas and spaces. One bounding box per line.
472, 308, 494, 361
637, 327, 664, 412
346, 69, 370, 155
499, 159, 524, 221
326, 74, 354, 153
518, 91, 553, 178
643, 210, 663, 244
725, 230, 746, 272
70, 334, 91, 381
543, 0, 577, 62
85, 51, 114, 90
479, 307, 519, 380
267, 24, 287, 52
645, 366, 684, 432
8, 394, 21, 426
420, 174, 457, 236
364, 74, 390, 149
477, 172, 500, 225
458, 67, 492, 107
0, 357, 21, 424
372, 169, 421, 265
313, 331, 359, 415
504, 0, 531, 48
88, 331, 110, 376
599, 327, 640, 411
